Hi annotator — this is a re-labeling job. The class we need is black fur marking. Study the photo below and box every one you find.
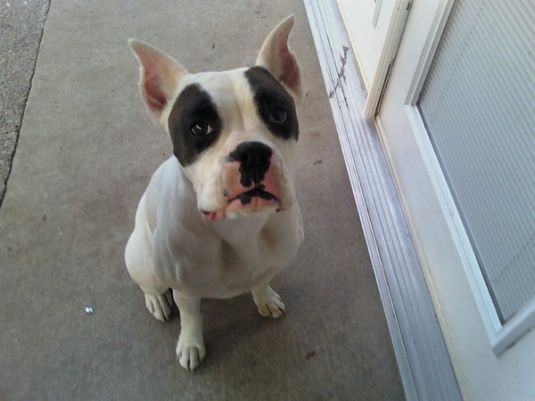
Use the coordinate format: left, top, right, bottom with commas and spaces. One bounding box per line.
168, 84, 222, 166
228, 141, 273, 187
237, 187, 276, 205
244, 66, 298, 141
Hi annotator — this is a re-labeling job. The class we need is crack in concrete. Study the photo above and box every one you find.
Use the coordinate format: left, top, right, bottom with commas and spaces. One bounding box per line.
328, 45, 350, 98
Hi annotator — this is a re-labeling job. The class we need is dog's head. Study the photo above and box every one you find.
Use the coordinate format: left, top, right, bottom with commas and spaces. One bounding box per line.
129, 15, 301, 221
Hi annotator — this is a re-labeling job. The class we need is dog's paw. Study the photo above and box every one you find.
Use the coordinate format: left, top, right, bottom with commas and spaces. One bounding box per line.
253, 286, 286, 318
144, 292, 172, 322
176, 333, 206, 372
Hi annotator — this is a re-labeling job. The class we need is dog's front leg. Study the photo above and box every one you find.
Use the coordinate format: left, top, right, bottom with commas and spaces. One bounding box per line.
173, 290, 205, 372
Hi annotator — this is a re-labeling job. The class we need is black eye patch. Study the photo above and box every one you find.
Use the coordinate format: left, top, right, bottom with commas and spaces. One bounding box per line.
245, 66, 298, 141
168, 84, 223, 166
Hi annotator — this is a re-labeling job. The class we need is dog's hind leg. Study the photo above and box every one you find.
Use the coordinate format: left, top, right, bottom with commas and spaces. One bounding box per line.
251, 284, 286, 318
125, 194, 172, 322
142, 291, 172, 322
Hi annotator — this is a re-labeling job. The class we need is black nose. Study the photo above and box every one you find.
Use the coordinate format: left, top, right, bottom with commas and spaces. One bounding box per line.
228, 141, 273, 187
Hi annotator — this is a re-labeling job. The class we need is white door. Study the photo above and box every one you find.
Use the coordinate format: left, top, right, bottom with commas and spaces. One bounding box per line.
337, 0, 411, 116
337, 0, 399, 88
376, 0, 535, 400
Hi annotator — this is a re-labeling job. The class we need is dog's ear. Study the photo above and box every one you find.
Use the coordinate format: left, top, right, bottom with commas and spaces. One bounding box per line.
128, 39, 187, 121
256, 15, 302, 100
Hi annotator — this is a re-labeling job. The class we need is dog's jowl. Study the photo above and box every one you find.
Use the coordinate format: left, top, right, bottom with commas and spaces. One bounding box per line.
124, 15, 304, 372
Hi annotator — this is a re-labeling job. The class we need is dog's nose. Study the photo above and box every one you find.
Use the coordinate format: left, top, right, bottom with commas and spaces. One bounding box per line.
228, 141, 273, 187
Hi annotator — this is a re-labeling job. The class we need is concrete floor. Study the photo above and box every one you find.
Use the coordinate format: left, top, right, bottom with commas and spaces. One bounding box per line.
0, 1, 404, 400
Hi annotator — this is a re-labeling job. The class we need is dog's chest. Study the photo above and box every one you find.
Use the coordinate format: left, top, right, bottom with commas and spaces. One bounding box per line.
162, 209, 303, 298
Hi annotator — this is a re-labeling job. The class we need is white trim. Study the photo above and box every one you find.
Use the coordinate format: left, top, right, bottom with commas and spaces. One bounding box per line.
335, 0, 370, 91
363, 0, 412, 118
404, 106, 502, 333
400, 0, 535, 354
495, 299, 535, 354
405, 0, 455, 105
303, 1, 462, 400
372, 0, 384, 27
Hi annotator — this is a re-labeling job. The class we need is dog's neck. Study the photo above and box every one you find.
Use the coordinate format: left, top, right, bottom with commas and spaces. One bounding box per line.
171, 157, 275, 248
207, 209, 273, 248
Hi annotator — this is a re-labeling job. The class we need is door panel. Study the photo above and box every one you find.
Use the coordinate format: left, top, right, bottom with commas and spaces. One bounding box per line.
376, 0, 535, 400
418, 0, 535, 323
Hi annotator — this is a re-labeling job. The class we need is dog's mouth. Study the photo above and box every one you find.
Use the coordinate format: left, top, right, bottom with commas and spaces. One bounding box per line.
202, 186, 280, 221
230, 186, 278, 205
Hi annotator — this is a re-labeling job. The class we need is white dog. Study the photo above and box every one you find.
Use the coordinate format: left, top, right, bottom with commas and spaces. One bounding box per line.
125, 15, 304, 371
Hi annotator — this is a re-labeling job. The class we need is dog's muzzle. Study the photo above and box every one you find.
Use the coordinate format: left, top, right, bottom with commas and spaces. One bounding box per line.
202, 141, 287, 221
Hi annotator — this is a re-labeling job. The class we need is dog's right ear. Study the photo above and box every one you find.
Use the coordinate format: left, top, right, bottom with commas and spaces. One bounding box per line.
128, 39, 187, 121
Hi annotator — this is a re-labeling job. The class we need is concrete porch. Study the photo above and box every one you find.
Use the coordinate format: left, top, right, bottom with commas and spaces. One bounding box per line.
0, 1, 404, 400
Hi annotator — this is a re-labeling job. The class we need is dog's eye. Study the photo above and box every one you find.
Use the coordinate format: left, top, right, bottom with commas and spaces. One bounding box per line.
190, 121, 213, 136
268, 107, 288, 124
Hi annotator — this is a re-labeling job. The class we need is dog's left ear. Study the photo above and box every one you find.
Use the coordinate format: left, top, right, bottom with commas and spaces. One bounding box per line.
256, 15, 302, 100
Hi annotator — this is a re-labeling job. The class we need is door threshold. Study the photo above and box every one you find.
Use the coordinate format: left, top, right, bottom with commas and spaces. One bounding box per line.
303, 1, 463, 400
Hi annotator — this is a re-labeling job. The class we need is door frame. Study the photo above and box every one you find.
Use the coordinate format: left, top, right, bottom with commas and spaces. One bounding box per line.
304, 1, 462, 400
305, 0, 535, 399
